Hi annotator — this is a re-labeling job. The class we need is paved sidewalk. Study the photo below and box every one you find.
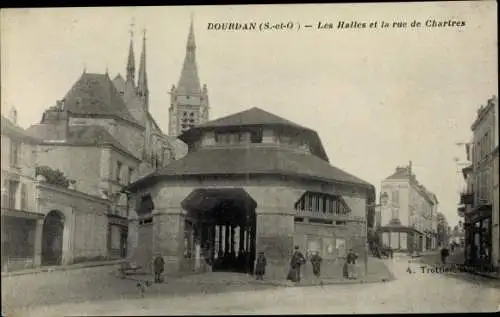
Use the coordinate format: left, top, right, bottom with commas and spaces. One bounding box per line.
1, 258, 126, 277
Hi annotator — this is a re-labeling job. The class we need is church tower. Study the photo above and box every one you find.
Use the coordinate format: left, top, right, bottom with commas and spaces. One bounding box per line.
169, 16, 209, 137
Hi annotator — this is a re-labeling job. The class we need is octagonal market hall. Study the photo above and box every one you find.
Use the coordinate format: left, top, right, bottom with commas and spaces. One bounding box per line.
126, 107, 376, 279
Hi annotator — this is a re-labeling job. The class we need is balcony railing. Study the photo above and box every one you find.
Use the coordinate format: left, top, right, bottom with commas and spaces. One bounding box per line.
459, 192, 474, 205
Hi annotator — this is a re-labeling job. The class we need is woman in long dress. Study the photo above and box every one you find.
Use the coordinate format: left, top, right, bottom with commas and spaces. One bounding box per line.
287, 246, 306, 282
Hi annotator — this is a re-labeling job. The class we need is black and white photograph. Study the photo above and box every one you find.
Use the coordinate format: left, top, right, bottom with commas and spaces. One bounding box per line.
1, 2, 498, 315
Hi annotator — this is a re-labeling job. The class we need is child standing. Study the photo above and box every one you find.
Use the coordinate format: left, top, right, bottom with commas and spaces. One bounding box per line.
254, 251, 267, 280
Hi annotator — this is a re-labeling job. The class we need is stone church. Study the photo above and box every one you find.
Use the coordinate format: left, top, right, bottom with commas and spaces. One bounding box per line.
1, 19, 207, 270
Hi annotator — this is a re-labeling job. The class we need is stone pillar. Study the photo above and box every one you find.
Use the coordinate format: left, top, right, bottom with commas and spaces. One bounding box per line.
33, 218, 44, 266
239, 226, 245, 252
255, 209, 294, 280
218, 225, 223, 257
224, 224, 230, 256
61, 210, 74, 265
127, 217, 139, 261
152, 208, 184, 273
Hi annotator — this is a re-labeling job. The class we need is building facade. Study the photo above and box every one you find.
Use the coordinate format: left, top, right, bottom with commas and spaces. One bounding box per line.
461, 95, 498, 269
2, 23, 199, 271
378, 163, 438, 253
125, 107, 374, 278
169, 19, 210, 137
1, 114, 116, 271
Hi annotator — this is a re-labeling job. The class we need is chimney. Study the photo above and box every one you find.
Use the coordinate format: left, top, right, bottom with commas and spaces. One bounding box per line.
9, 107, 18, 125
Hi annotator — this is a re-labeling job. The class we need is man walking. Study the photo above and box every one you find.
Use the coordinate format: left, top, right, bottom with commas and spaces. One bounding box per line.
310, 251, 323, 285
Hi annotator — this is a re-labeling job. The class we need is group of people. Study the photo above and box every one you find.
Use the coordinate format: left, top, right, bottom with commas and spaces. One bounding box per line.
151, 246, 359, 284
256, 245, 359, 283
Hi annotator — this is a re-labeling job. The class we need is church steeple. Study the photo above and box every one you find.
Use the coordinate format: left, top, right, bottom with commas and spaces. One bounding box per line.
177, 15, 201, 95
169, 15, 209, 137
137, 28, 149, 108
126, 20, 136, 84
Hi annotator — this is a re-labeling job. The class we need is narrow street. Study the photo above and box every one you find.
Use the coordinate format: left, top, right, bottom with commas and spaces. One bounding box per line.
4, 256, 499, 316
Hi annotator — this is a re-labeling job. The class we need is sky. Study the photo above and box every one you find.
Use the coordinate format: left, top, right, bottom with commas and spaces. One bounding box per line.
1, 2, 497, 226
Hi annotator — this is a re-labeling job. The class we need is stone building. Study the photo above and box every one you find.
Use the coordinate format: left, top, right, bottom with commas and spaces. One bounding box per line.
1, 112, 116, 271
169, 19, 210, 137
461, 95, 498, 269
378, 162, 438, 253
2, 25, 200, 266
125, 107, 375, 278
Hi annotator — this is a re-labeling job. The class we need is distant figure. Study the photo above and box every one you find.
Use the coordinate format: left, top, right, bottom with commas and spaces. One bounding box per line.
287, 246, 306, 283
310, 251, 323, 280
344, 249, 358, 279
153, 253, 165, 283
254, 251, 267, 280
440, 246, 450, 264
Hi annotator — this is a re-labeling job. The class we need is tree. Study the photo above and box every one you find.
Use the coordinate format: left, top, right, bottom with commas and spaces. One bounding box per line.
35, 165, 70, 188
436, 212, 450, 246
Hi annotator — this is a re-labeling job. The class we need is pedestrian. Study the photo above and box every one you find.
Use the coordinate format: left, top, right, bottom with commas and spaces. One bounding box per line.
440, 246, 450, 264
254, 251, 267, 280
310, 251, 323, 283
345, 249, 358, 279
286, 246, 306, 283
153, 253, 165, 283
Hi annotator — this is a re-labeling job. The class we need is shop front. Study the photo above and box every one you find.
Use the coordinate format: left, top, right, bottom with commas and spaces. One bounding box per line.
465, 206, 492, 268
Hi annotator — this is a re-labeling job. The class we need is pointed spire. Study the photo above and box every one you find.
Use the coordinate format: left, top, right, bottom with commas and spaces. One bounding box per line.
187, 13, 196, 51
126, 18, 136, 84
177, 15, 201, 95
138, 28, 149, 106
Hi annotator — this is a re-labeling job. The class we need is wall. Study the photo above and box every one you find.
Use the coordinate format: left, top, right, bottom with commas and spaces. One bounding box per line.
1, 133, 38, 213
472, 103, 496, 205
69, 117, 144, 160
492, 153, 499, 268
36, 182, 109, 264
127, 174, 370, 274
380, 179, 409, 226
36, 145, 101, 197
113, 121, 144, 160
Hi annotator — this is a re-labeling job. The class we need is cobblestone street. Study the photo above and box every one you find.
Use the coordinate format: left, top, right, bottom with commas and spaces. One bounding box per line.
3, 256, 499, 316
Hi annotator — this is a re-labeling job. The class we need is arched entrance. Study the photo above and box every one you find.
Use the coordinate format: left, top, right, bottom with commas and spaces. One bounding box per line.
182, 188, 257, 274
41, 210, 65, 266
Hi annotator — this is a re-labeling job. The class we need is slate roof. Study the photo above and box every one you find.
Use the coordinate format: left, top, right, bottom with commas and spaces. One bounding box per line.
61, 73, 139, 126
180, 107, 329, 161
128, 147, 372, 191
386, 167, 411, 180
1, 116, 40, 143
194, 107, 311, 131
26, 124, 137, 160
177, 20, 201, 95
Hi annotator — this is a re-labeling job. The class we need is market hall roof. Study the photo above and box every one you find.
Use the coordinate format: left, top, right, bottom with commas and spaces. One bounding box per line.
53, 72, 141, 127
180, 107, 329, 161
127, 146, 373, 191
